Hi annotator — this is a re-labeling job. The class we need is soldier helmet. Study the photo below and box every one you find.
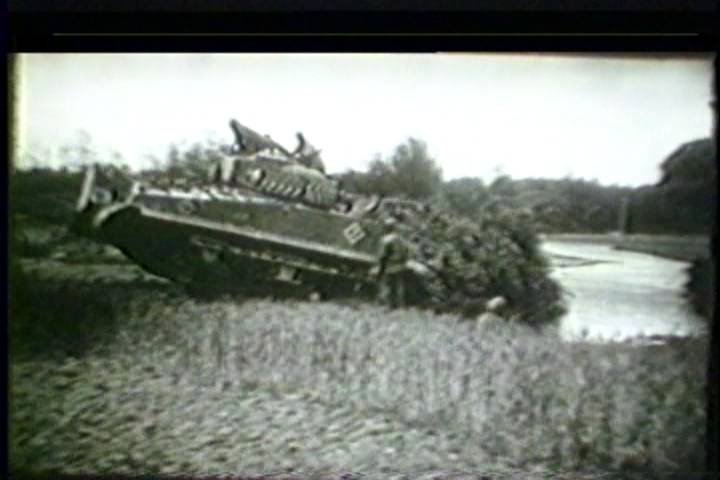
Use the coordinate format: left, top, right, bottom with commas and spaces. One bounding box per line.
383, 216, 398, 230
486, 296, 507, 312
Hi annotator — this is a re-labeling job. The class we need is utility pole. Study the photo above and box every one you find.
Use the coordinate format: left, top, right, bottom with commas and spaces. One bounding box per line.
617, 196, 631, 236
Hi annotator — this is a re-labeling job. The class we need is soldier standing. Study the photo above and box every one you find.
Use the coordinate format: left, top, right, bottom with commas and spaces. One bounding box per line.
374, 217, 411, 308
476, 296, 508, 329
293, 132, 326, 173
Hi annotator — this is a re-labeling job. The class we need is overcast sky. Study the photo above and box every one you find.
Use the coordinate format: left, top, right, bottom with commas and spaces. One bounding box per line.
14, 53, 714, 186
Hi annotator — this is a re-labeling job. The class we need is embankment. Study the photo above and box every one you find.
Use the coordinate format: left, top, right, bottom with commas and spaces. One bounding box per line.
613, 234, 710, 262
543, 233, 710, 261
542, 233, 619, 246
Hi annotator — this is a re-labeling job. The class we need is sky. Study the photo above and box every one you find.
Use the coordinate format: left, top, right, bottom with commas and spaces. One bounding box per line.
13, 53, 714, 186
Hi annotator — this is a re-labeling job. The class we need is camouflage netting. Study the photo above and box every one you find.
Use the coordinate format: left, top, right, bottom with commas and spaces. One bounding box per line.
386, 203, 566, 326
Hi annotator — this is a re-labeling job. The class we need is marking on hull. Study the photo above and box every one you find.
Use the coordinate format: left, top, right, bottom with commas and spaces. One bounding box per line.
343, 222, 366, 245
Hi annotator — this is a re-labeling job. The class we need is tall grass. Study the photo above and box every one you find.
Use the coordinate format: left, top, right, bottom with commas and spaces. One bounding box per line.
10, 269, 708, 475
99, 293, 708, 475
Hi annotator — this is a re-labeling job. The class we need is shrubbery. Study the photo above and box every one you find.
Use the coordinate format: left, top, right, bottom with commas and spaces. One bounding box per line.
338, 138, 565, 325
441, 176, 633, 235
406, 206, 565, 325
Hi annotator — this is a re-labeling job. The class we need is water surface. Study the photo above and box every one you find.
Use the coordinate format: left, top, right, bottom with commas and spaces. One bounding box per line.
542, 241, 707, 341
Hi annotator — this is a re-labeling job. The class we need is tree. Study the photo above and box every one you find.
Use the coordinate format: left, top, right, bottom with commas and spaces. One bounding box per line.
442, 177, 490, 218
489, 174, 516, 198
630, 138, 716, 235
157, 140, 223, 180
386, 138, 443, 200
57, 130, 99, 171
658, 138, 715, 187
339, 138, 443, 201
365, 154, 398, 196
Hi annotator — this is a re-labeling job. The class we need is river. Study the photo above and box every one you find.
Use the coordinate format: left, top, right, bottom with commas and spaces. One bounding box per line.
541, 241, 708, 342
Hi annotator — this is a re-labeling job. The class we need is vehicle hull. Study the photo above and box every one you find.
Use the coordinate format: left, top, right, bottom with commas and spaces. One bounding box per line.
72, 165, 428, 302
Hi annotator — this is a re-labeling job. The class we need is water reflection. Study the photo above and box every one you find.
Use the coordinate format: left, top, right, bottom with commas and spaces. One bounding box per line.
542, 241, 707, 342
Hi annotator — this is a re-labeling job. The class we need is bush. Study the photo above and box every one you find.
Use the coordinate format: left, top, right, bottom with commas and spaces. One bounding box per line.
406, 204, 565, 326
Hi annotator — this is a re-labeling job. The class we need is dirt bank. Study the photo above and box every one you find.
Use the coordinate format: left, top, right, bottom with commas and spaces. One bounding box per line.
613, 234, 710, 262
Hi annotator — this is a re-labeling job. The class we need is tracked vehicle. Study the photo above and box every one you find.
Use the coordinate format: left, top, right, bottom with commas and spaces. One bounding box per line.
72, 120, 443, 304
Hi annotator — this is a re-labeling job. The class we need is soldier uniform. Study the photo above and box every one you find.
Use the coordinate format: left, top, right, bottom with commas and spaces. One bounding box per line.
376, 218, 411, 308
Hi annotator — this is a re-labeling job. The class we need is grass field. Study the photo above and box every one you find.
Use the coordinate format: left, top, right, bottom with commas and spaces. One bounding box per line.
9, 260, 709, 479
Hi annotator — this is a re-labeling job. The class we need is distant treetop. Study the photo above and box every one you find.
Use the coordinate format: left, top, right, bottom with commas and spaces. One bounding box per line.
658, 138, 715, 187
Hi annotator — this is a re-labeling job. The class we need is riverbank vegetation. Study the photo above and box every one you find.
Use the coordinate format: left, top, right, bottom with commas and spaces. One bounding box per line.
11, 269, 708, 478
341, 138, 715, 237
339, 136, 715, 319
628, 139, 716, 236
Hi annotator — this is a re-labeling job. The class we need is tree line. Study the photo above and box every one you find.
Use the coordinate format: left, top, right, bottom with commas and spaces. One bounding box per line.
12, 133, 713, 325
13, 133, 715, 237
627, 139, 716, 235
338, 137, 715, 236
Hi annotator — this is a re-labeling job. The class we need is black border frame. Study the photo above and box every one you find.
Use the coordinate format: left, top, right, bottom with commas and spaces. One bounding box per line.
5, 4, 719, 480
